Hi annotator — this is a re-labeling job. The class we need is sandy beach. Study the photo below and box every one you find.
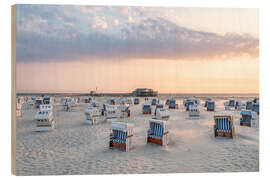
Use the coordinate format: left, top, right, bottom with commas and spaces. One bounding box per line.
15, 96, 259, 175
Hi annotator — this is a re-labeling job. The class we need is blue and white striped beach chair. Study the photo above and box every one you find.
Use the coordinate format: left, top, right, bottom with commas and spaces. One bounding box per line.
214, 115, 235, 138
147, 119, 169, 146
207, 101, 215, 111
240, 110, 252, 127
109, 122, 133, 151
252, 104, 259, 115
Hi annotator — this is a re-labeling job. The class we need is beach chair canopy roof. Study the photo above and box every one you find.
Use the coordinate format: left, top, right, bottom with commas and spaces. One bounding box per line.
39, 104, 53, 111
156, 104, 164, 108
91, 100, 97, 104
189, 104, 199, 110
149, 119, 167, 126
85, 106, 98, 112
156, 108, 170, 117
241, 110, 252, 116
143, 101, 151, 106
214, 115, 233, 121
104, 104, 118, 111
169, 99, 176, 103
111, 122, 133, 131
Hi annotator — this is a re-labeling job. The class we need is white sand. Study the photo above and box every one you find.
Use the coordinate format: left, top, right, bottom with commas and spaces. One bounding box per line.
16, 96, 259, 175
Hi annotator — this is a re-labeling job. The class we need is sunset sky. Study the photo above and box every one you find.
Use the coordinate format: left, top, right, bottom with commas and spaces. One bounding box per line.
16, 5, 259, 93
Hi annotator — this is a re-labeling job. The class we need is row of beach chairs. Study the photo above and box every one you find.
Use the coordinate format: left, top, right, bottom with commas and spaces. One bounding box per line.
110, 114, 241, 152
110, 119, 169, 151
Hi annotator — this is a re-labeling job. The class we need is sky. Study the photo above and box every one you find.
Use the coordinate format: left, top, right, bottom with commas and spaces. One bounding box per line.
16, 5, 259, 93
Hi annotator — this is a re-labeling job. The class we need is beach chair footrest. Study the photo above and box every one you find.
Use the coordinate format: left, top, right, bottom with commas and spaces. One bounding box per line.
147, 136, 163, 146
109, 141, 127, 151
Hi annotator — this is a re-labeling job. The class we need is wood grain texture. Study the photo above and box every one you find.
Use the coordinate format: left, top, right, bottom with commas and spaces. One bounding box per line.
11, 4, 16, 175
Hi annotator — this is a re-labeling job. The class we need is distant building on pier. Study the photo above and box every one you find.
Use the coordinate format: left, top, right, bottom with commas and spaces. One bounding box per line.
132, 88, 158, 97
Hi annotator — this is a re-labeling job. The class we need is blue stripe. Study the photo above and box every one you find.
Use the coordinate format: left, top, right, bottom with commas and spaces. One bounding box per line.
215, 117, 233, 132
224, 118, 227, 131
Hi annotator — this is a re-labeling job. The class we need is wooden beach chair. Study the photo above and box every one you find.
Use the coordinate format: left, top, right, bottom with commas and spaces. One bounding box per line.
109, 122, 134, 151
246, 101, 253, 110
147, 119, 169, 146
143, 103, 152, 114
214, 115, 235, 138
151, 98, 159, 106
168, 99, 178, 109
189, 104, 200, 118
134, 97, 140, 105
102, 104, 119, 119
120, 104, 130, 118
155, 108, 170, 120
240, 110, 252, 127
84, 106, 103, 125
207, 101, 215, 111
252, 103, 259, 115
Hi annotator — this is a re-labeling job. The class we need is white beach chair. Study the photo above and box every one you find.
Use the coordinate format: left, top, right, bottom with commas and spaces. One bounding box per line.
39, 104, 53, 112
103, 104, 120, 119
84, 106, 104, 125
155, 108, 170, 120
189, 104, 200, 118
34, 110, 54, 132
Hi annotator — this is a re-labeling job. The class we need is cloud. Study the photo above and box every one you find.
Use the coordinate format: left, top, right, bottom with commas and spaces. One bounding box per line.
16, 5, 259, 62
92, 16, 108, 29
114, 19, 119, 25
